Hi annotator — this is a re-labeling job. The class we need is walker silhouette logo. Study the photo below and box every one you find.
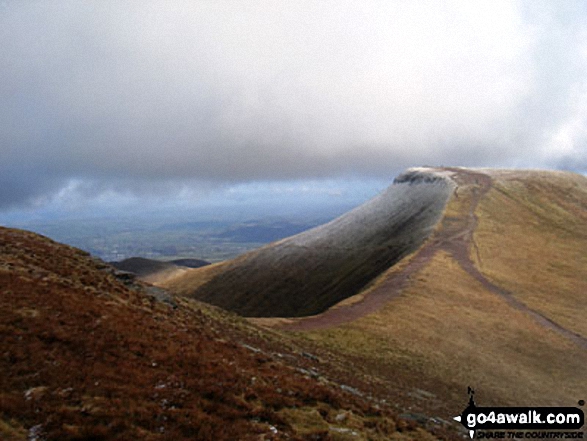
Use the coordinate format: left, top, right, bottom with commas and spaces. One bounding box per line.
453, 388, 585, 439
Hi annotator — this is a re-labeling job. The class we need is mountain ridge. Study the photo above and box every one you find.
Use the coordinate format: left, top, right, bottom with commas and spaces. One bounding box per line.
161, 167, 456, 317
160, 166, 587, 410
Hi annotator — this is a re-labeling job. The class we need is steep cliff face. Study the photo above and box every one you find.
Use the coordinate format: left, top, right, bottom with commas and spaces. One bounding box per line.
162, 168, 455, 317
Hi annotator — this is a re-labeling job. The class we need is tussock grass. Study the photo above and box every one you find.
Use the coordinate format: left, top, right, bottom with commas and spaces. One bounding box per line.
0, 418, 26, 441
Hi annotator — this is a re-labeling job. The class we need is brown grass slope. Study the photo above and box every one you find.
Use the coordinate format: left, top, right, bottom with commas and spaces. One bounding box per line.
0, 227, 450, 441
281, 168, 587, 414
161, 169, 454, 317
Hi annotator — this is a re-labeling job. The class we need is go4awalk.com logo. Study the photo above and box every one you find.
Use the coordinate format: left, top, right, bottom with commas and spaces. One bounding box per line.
453, 388, 585, 439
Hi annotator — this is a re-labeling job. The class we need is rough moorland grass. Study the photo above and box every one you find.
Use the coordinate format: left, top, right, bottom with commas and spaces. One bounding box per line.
0, 227, 449, 441
0, 418, 27, 441
299, 171, 587, 415
473, 171, 587, 337
302, 250, 587, 412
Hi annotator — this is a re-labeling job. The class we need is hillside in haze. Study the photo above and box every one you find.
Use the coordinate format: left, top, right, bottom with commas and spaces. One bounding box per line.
110, 257, 210, 284
8, 216, 334, 263
0, 227, 456, 440
161, 167, 587, 411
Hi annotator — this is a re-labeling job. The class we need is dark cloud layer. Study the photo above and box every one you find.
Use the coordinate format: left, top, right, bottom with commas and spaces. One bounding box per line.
1, 1, 586, 210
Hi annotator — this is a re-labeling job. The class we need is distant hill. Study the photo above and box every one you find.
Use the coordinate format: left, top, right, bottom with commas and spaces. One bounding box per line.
110, 256, 210, 285
170, 258, 212, 268
214, 220, 318, 243
162, 167, 587, 409
0, 227, 448, 440
111, 256, 178, 276
111, 256, 210, 276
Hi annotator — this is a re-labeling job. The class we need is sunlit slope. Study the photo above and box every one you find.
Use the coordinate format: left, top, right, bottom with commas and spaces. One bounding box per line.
296, 169, 587, 409
473, 170, 587, 337
162, 169, 455, 317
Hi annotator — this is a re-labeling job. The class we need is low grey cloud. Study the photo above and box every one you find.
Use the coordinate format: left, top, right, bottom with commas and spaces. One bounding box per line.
1, 0, 586, 210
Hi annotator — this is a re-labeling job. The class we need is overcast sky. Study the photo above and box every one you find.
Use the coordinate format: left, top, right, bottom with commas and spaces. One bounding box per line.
1, 0, 586, 217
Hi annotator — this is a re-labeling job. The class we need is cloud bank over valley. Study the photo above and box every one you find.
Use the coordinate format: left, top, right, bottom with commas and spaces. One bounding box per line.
1, 1, 586, 215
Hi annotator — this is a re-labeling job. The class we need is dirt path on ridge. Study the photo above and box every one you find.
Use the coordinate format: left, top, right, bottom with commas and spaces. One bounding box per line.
277, 168, 587, 350
277, 168, 486, 331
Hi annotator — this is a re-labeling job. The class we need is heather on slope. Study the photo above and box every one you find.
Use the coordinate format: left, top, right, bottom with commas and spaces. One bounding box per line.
0, 227, 447, 440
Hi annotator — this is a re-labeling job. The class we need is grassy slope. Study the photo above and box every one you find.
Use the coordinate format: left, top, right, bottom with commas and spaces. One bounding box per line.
472, 171, 587, 337
295, 170, 587, 416
0, 227, 448, 441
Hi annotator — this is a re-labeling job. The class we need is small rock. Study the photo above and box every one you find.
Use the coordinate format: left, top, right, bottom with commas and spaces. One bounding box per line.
301, 352, 319, 362
399, 412, 429, 425
340, 384, 362, 397
409, 388, 436, 400
335, 412, 348, 422
241, 344, 261, 353
28, 424, 43, 441
24, 386, 48, 401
